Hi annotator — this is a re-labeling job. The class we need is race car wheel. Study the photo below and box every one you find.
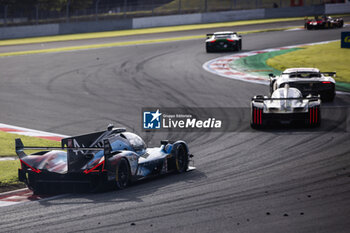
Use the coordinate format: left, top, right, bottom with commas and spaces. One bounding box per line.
174, 144, 189, 173
206, 44, 213, 53
115, 158, 130, 189
322, 90, 335, 102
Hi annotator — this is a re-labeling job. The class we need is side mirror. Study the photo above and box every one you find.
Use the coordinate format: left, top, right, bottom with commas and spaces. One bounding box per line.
268, 73, 275, 78
104, 139, 112, 157
160, 140, 169, 146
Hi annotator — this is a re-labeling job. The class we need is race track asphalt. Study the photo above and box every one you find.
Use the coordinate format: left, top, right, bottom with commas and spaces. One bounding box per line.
0, 21, 349, 233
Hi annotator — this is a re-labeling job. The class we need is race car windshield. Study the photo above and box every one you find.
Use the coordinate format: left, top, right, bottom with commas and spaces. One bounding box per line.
214, 35, 232, 39
272, 88, 302, 98
123, 132, 146, 154
288, 72, 321, 78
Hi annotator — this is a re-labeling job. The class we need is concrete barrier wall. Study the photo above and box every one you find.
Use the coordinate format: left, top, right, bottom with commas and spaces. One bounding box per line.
133, 13, 201, 28
58, 19, 132, 34
0, 4, 344, 40
202, 9, 265, 23
265, 5, 325, 18
325, 3, 350, 14
0, 24, 59, 39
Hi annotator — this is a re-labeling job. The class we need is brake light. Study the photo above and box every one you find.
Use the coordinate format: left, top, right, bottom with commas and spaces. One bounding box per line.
226, 39, 235, 42
322, 81, 331, 84
210, 40, 216, 43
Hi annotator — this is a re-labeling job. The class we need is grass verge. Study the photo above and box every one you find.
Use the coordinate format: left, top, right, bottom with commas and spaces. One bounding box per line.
267, 41, 350, 84
0, 131, 60, 192
0, 131, 60, 157
0, 160, 23, 189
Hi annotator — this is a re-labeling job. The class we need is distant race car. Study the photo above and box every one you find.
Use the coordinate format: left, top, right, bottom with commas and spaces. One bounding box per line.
206, 31, 242, 53
305, 15, 343, 30
16, 125, 194, 194
269, 68, 336, 102
251, 85, 321, 128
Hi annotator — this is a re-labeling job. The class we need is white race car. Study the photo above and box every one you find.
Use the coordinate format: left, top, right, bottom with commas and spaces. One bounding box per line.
269, 68, 336, 102
251, 85, 321, 128
205, 31, 242, 53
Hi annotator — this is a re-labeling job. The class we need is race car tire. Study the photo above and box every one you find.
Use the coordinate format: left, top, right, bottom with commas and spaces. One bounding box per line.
206, 44, 213, 53
115, 158, 130, 189
322, 91, 335, 102
173, 143, 189, 173
269, 80, 275, 94
239, 40, 242, 51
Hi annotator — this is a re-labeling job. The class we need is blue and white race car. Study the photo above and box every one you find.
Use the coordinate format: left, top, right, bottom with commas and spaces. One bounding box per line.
16, 125, 194, 194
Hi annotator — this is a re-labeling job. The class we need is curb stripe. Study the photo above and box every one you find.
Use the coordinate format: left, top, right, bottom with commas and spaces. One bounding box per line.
0, 123, 68, 141
203, 40, 339, 86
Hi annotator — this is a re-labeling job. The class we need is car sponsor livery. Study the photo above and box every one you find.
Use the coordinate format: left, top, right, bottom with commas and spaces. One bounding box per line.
16, 125, 194, 194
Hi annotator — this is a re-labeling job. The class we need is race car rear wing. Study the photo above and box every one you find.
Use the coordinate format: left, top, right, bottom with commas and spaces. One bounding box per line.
321, 72, 336, 77
15, 138, 105, 159
15, 125, 124, 159
206, 33, 241, 39
252, 96, 320, 102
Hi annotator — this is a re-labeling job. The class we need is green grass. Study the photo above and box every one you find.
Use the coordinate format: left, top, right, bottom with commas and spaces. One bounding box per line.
0, 131, 60, 190
0, 160, 21, 187
0, 131, 60, 157
266, 41, 350, 83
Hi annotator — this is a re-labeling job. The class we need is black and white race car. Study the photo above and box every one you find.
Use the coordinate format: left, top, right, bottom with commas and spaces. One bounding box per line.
251, 85, 321, 128
206, 31, 242, 53
16, 125, 194, 194
269, 68, 336, 102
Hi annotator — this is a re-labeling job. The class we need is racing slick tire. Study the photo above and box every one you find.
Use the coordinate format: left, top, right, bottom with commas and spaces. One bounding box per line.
322, 91, 335, 102
206, 44, 213, 53
173, 144, 189, 173
115, 158, 130, 189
